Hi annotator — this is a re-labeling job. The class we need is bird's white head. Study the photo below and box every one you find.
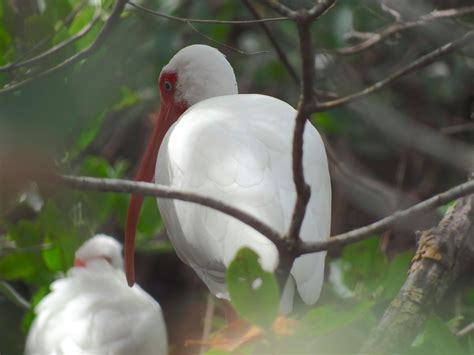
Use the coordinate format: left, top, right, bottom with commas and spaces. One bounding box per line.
74, 234, 123, 270
160, 44, 238, 107
124, 45, 238, 286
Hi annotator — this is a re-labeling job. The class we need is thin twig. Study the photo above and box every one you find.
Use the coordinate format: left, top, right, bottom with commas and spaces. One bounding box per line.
261, 0, 298, 17
315, 30, 474, 111
186, 22, 267, 56
338, 5, 474, 55
457, 322, 474, 337
241, 0, 299, 84
127, 1, 288, 24
0, 281, 31, 310
8, 0, 88, 65
307, 0, 337, 21
441, 122, 474, 135
0, 13, 101, 73
299, 179, 474, 254
200, 294, 215, 355
0, 0, 128, 95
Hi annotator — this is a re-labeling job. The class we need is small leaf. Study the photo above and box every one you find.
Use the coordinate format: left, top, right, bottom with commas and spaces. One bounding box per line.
226, 248, 279, 329
381, 252, 412, 300
411, 315, 466, 355
299, 300, 374, 337
22, 286, 50, 332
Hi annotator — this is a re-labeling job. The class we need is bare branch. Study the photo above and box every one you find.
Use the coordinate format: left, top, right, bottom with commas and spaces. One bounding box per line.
56, 175, 284, 249
0, 0, 128, 95
54, 175, 474, 257
316, 30, 474, 111
338, 5, 474, 55
0, 281, 31, 310
241, 0, 299, 84
298, 179, 474, 255
457, 322, 474, 337
8, 0, 88, 65
306, 0, 337, 21
127, 1, 288, 24
441, 122, 474, 135
185, 21, 266, 56
0, 12, 101, 73
260, 0, 298, 18
286, 20, 314, 245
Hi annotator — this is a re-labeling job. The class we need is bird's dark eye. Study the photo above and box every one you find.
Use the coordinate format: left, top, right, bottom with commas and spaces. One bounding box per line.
163, 80, 172, 91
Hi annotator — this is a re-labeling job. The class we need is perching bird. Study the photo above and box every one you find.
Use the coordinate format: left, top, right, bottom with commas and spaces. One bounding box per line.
25, 234, 167, 355
125, 44, 331, 313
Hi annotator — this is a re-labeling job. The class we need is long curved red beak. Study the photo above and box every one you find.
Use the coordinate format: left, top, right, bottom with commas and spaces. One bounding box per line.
124, 103, 185, 286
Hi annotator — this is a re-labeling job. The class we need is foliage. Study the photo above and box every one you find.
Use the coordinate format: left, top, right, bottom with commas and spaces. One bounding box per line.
226, 247, 279, 329
1, 0, 473, 354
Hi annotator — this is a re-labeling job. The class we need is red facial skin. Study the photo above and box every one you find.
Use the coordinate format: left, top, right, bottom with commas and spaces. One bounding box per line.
124, 72, 187, 286
74, 256, 113, 268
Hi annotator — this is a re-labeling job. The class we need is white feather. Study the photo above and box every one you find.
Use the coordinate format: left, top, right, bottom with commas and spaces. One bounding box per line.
25, 235, 167, 355
156, 94, 331, 310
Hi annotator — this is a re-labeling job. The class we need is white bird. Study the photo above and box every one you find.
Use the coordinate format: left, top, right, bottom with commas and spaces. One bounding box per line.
125, 44, 331, 313
25, 235, 167, 355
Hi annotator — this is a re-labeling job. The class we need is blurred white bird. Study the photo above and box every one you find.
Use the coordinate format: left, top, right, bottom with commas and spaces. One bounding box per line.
25, 234, 167, 355
125, 45, 331, 313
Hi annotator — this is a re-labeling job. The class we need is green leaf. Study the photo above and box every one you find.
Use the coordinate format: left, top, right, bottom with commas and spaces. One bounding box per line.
113, 86, 140, 110
0, 254, 36, 280
42, 241, 64, 272
411, 316, 466, 355
22, 285, 50, 332
299, 300, 374, 337
341, 237, 388, 295
226, 247, 279, 329
381, 252, 412, 300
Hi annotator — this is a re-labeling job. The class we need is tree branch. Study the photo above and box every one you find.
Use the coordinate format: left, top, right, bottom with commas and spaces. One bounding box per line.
338, 5, 474, 55
360, 182, 474, 353
286, 20, 314, 245
0, 0, 127, 95
241, 0, 299, 84
56, 175, 284, 249
299, 179, 474, 255
127, 1, 288, 24
0, 281, 31, 310
53, 175, 474, 257
315, 30, 474, 111
0, 12, 101, 73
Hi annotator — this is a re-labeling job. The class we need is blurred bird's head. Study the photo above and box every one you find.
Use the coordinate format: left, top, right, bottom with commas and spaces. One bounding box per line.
74, 234, 123, 270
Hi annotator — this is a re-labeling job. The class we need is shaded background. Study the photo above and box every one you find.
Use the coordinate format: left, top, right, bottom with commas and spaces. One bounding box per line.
0, 0, 473, 354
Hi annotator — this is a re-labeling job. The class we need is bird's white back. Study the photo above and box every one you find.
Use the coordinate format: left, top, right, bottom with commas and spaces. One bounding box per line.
156, 94, 331, 310
25, 238, 167, 355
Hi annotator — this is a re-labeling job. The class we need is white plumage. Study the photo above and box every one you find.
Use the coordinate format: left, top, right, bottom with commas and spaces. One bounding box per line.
152, 45, 331, 312
25, 235, 167, 355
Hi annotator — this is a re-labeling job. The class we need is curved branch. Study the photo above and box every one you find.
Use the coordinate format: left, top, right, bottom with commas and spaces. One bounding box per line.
0, 0, 127, 95
0, 13, 101, 73
315, 30, 474, 111
338, 5, 474, 55
0, 281, 31, 310
54, 175, 474, 257
127, 1, 288, 24
299, 179, 474, 254
287, 21, 314, 244
241, 0, 299, 84
56, 175, 284, 248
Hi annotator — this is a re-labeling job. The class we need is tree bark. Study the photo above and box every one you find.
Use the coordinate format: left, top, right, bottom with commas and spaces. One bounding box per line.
361, 181, 474, 353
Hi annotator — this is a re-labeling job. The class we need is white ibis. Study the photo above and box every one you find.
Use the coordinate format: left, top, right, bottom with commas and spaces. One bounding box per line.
25, 235, 167, 355
126, 44, 331, 313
